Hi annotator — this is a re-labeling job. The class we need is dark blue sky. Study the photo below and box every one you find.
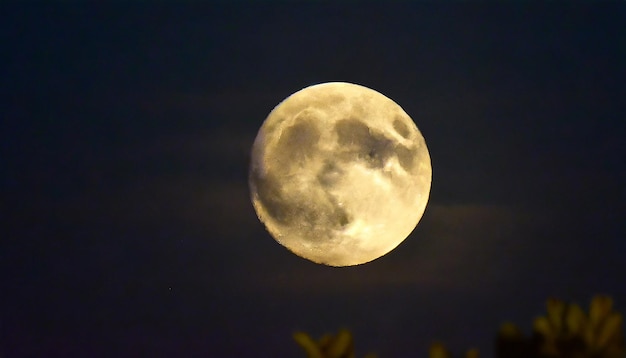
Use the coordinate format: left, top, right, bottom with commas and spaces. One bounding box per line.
2, 3, 625, 357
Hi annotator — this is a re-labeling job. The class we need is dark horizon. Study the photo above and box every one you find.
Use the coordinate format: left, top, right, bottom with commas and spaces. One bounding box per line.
2, 3, 625, 357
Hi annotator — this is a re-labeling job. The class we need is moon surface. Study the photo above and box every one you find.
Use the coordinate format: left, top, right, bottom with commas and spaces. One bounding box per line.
249, 82, 431, 266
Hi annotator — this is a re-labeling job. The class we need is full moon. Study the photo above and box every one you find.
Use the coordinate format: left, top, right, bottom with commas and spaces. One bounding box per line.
249, 82, 431, 266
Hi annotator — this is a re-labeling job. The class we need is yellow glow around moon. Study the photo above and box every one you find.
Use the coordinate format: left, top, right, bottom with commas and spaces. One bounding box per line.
249, 82, 432, 266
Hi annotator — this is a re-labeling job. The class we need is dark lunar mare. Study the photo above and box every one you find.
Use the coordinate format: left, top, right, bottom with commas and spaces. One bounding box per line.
334, 118, 415, 171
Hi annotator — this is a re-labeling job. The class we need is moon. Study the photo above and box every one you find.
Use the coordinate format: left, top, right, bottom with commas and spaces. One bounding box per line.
249, 82, 431, 266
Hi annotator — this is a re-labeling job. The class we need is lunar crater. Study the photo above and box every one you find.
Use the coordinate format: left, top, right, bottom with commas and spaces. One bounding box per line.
317, 160, 344, 187
393, 117, 411, 139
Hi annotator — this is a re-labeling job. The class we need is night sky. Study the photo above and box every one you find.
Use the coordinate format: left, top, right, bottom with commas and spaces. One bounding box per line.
2, 3, 625, 357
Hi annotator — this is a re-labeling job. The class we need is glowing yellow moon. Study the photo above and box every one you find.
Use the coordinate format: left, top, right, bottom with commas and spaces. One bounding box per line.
249, 82, 431, 266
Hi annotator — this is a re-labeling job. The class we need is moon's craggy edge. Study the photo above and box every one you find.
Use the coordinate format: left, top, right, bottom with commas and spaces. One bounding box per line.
249, 82, 431, 266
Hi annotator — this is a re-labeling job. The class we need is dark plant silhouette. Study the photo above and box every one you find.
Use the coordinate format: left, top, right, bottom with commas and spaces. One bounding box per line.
294, 295, 624, 358
428, 341, 479, 358
293, 328, 377, 358
497, 295, 625, 358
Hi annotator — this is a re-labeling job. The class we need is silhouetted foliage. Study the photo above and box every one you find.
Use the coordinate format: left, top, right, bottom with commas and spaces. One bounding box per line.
428, 341, 479, 358
293, 328, 377, 358
294, 295, 625, 358
497, 295, 625, 358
